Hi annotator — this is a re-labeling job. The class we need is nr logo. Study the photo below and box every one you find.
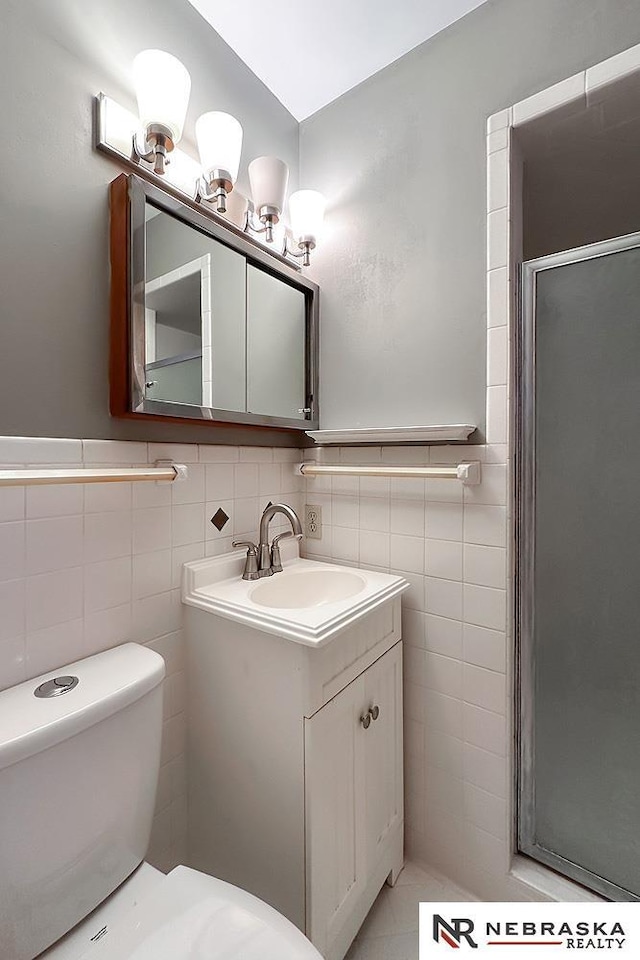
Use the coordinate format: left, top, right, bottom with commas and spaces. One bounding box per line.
433, 915, 478, 949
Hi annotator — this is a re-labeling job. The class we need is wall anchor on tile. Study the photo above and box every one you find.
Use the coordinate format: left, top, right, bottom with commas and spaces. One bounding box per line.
154, 460, 188, 482
456, 462, 481, 485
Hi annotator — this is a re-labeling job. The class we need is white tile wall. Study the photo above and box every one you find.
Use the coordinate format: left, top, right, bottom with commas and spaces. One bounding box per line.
0, 436, 303, 873
511, 72, 585, 126
302, 438, 509, 894
427, 46, 640, 900
586, 41, 640, 95
471, 43, 640, 904
295, 70, 569, 898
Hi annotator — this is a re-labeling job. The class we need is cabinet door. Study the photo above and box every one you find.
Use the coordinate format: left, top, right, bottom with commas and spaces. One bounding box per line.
363, 642, 403, 868
305, 673, 367, 953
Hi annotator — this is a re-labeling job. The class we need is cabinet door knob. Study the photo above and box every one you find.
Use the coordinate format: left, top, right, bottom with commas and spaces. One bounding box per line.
360, 712, 371, 729
370, 705, 380, 721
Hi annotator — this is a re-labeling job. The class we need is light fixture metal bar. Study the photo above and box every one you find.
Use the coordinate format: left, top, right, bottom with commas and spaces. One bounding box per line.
0, 463, 188, 487
298, 462, 481, 485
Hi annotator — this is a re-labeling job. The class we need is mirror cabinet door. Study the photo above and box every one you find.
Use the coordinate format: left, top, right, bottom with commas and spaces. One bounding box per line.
247, 265, 307, 421
144, 205, 247, 412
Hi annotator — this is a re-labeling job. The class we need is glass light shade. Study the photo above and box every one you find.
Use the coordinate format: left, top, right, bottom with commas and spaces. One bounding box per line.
248, 156, 289, 214
196, 111, 243, 183
225, 189, 249, 228
289, 190, 326, 243
133, 49, 191, 144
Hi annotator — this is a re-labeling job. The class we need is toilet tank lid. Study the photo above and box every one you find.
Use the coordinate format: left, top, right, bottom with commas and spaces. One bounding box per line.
0, 643, 165, 772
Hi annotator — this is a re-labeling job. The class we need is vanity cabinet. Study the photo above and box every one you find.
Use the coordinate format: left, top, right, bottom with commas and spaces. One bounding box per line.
305, 642, 403, 959
183, 560, 405, 960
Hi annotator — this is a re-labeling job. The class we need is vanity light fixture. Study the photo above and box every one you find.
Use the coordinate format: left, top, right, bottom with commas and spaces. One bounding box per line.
98, 50, 326, 266
195, 111, 243, 214
284, 190, 326, 267
247, 156, 289, 243
132, 49, 191, 176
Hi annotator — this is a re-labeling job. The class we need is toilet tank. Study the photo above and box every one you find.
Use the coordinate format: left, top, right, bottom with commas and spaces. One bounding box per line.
0, 643, 165, 960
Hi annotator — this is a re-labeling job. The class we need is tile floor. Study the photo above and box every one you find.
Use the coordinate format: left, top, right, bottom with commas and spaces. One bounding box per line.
345, 861, 476, 959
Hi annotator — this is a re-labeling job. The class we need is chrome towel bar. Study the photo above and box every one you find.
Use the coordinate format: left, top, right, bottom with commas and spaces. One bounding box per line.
0, 461, 188, 487
298, 462, 481, 485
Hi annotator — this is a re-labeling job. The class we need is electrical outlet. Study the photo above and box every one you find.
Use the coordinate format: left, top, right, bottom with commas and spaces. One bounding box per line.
305, 504, 322, 540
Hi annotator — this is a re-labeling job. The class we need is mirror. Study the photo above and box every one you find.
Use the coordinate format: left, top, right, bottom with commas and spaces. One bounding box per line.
110, 174, 318, 431
144, 206, 246, 412
246, 265, 306, 419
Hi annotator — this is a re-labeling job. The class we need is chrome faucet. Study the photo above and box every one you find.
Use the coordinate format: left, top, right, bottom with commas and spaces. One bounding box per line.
258, 503, 303, 576
233, 502, 303, 580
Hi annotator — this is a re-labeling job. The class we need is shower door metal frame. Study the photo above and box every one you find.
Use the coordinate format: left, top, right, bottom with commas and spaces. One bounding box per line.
516, 230, 640, 903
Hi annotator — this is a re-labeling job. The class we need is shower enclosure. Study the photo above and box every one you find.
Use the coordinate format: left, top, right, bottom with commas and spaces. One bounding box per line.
517, 231, 640, 901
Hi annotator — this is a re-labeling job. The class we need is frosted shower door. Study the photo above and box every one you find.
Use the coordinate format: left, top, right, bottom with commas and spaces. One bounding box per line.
519, 234, 640, 901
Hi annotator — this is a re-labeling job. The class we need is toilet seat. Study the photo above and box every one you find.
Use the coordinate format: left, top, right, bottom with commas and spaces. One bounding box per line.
71, 865, 322, 960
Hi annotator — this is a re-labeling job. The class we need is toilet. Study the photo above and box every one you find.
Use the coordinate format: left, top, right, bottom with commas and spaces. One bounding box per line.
0, 643, 323, 960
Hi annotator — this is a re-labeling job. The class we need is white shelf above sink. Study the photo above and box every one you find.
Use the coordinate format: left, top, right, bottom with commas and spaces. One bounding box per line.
305, 424, 477, 445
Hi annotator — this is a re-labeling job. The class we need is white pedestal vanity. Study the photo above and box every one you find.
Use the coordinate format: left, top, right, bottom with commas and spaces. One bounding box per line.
182, 545, 409, 960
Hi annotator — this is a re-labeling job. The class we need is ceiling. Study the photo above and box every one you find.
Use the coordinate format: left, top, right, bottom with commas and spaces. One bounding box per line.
186, 0, 489, 120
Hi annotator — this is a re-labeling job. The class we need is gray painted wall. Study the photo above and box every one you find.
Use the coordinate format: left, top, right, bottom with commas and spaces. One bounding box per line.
5, 0, 640, 445
520, 77, 640, 260
299, 0, 640, 437
0, 0, 300, 445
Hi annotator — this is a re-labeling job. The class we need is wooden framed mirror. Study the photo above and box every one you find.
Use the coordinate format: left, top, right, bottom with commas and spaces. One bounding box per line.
110, 174, 319, 432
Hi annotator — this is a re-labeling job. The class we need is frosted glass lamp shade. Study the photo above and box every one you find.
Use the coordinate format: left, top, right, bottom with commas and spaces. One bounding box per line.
289, 190, 326, 244
248, 157, 289, 215
133, 49, 191, 144
225, 189, 249, 228
196, 112, 243, 183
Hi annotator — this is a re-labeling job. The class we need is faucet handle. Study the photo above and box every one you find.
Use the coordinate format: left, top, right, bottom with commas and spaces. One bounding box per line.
232, 540, 260, 581
270, 530, 303, 573
232, 539, 257, 554
272, 531, 293, 546
270, 531, 292, 574
273, 531, 303, 545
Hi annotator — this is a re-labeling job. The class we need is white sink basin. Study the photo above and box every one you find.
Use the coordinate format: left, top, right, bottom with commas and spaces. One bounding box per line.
182, 546, 409, 647
250, 569, 366, 609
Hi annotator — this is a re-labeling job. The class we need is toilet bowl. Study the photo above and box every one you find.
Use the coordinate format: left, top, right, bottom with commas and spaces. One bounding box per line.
42, 863, 321, 960
0, 644, 322, 960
